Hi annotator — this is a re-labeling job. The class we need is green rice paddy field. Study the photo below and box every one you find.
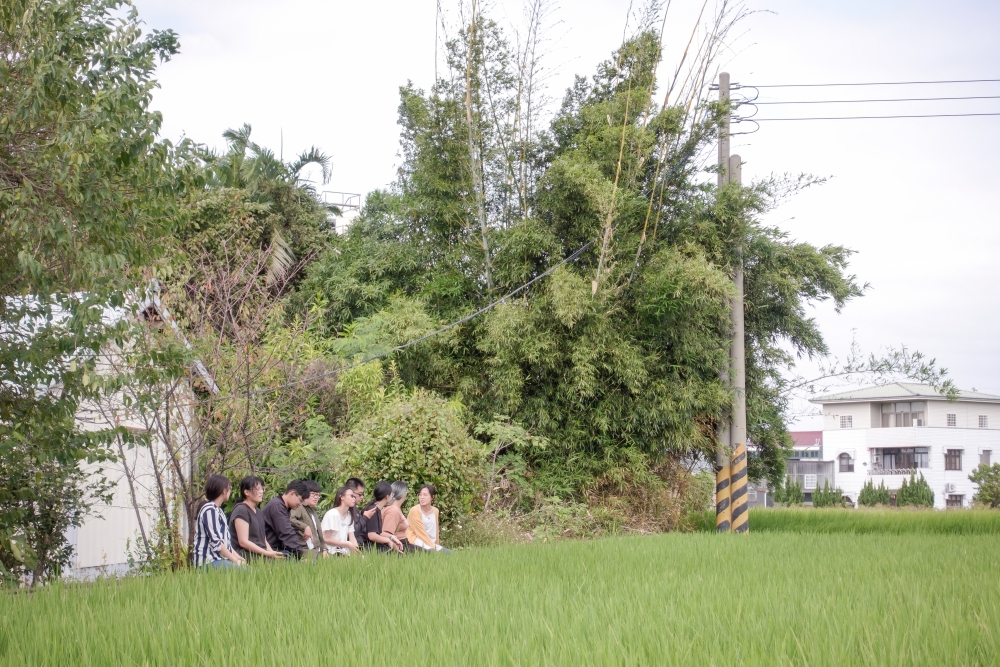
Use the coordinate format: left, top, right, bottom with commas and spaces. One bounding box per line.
2, 509, 999, 666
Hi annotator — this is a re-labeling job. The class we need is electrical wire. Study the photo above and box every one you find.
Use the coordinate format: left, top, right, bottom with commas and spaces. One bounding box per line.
752, 112, 1000, 121
754, 95, 1000, 105
203, 237, 597, 403
197, 137, 704, 405
745, 78, 1000, 88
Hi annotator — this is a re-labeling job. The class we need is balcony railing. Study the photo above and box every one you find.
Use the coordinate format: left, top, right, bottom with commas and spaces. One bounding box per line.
869, 467, 919, 476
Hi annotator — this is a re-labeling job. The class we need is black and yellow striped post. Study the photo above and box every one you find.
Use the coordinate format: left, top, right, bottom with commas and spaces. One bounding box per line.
730, 441, 749, 533
715, 460, 731, 532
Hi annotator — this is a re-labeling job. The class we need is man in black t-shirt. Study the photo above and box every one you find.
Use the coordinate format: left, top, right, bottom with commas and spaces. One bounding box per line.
229, 475, 282, 560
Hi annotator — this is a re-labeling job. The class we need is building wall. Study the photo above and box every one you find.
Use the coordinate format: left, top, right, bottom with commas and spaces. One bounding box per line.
823, 427, 1000, 509
926, 400, 1000, 429
822, 401, 873, 430
67, 398, 185, 579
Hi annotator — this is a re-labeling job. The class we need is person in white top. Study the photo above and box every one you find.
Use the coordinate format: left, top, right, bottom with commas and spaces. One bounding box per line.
321, 486, 360, 555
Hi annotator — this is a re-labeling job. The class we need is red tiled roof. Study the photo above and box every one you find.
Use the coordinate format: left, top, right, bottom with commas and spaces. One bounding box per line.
789, 431, 823, 447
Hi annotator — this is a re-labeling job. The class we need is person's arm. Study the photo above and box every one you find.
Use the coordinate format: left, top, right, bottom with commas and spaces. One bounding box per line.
289, 506, 312, 541
382, 508, 406, 552
207, 507, 244, 565
323, 529, 358, 553
219, 541, 245, 565
276, 507, 304, 555
235, 518, 279, 559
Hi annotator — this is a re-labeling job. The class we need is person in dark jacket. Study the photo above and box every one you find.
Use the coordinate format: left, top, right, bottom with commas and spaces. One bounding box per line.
290, 480, 324, 559
261, 480, 308, 558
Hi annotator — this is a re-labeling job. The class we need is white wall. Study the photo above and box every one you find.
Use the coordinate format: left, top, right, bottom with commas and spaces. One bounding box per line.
822, 401, 873, 430
68, 398, 184, 578
926, 400, 1000, 429
824, 427, 1000, 509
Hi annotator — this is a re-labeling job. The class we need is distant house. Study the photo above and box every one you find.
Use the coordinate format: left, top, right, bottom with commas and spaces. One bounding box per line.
790, 383, 1000, 509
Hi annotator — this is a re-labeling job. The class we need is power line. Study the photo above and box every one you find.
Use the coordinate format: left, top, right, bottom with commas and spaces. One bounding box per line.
204, 238, 597, 404
752, 112, 1000, 121
754, 95, 1000, 105
745, 78, 1000, 89
196, 142, 702, 405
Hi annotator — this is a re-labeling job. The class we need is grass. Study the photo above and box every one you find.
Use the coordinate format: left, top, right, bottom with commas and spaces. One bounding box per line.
749, 507, 1000, 534
2, 529, 999, 665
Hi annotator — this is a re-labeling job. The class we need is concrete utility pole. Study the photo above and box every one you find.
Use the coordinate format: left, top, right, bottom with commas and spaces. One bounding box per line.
714, 72, 750, 534
714, 72, 732, 533
729, 153, 749, 534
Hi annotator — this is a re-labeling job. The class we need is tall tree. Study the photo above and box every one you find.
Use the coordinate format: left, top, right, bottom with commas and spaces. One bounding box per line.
0, 0, 179, 580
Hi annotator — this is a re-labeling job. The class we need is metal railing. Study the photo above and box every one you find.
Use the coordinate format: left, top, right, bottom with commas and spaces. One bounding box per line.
321, 191, 362, 211
869, 467, 920, 476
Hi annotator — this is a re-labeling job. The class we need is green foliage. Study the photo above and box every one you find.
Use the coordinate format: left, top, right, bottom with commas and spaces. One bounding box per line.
811, 480, 845, 508
969, 464, 1000, 509
897, 472, 934, 508
0, 453, 112, 584
295, 26, 862, 500
333, 391, 483, 523
0, 0, 180, 578
774, 478, 804, 506
858, 479, 892, 507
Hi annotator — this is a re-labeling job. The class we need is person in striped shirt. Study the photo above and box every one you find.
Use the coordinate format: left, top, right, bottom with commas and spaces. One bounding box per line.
193, 475, 245, 569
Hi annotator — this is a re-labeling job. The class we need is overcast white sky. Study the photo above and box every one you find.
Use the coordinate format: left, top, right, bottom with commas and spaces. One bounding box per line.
134, 0, 1000, 427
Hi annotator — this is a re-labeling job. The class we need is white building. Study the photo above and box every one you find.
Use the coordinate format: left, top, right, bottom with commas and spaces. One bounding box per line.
64, 294, 198, 579
808, 382, 1000, 509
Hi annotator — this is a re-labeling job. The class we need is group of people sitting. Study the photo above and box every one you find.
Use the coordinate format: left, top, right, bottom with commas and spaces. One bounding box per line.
192, 474, 449, 569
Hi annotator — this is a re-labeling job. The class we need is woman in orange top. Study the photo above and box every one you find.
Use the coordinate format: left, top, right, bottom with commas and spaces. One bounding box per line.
406, 484, 450, 553
380, 481, 413, 552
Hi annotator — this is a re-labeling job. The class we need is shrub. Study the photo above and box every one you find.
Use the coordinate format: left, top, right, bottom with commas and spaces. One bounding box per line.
897, 472, 934, 508
774, 478, 803, 506
970, 464, 1000, 508
859, 479, 892, 506
333, 390, 483, 524
812, 480, 845, 508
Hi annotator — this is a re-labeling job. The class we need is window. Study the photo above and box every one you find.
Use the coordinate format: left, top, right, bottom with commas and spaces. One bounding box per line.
981, 450, 992, 466
945, 449, 963, 471
803, 474, 817, 491
947, 414, 957, 427
748, 488, 758, 501
838, 453, 855, 473
840, 415, 853, 429
980, 415, 989, 429
946, 494, 965, 509
880, 402, 925, 427
874, 447, 929, 472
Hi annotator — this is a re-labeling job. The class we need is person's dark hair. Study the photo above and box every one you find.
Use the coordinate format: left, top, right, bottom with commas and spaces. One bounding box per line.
419, 483, 437, 500
204, 474, 231, 502
333, 486, 351, 508
285, 479, 309, 499
364, 481, 392, 511
345, 477, 364, 491
238, 475, 265, 501
304, 479, 322, 494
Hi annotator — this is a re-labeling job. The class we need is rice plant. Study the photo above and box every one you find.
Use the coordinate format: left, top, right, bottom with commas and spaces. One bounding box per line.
1, 531, 998, 666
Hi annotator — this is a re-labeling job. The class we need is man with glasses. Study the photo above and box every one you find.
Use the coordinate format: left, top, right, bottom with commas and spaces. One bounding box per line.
261, 480, 308, 558
345, 478, 365, 545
